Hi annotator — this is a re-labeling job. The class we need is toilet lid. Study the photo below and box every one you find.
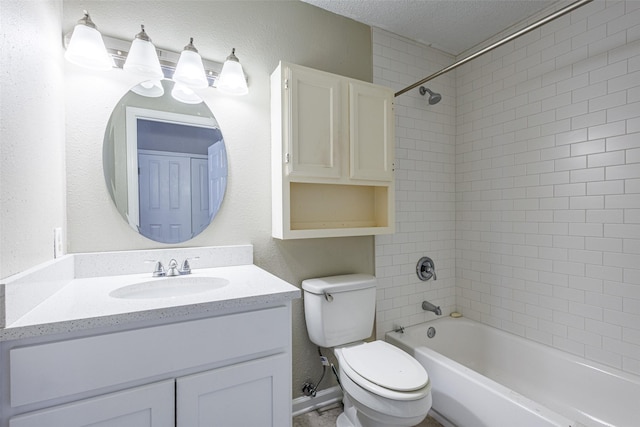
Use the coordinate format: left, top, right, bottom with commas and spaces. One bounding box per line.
341, 341, 428, 391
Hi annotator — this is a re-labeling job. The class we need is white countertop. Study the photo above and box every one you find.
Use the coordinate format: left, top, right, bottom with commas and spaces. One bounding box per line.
1, 264, 300, 341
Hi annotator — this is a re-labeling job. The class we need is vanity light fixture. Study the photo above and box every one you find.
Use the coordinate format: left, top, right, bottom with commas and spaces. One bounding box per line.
64, 11, 114, 71
172, 38, 209, 89
217, 48, 249, 96
123, 25, 163, 80
64, 14, 249, 95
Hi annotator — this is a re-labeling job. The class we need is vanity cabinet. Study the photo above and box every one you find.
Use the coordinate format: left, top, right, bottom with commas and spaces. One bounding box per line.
271, 61, 395, 239
177, 354, 289, 426
2, 305, 292, 427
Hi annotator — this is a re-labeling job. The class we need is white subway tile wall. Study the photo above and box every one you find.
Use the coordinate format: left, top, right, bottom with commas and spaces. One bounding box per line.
373, 29, 457, 338
374, 1, 640, 375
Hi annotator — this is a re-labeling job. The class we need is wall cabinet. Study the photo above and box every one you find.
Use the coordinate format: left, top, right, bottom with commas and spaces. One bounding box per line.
271, 61, 395, 239
2, 305, 292, 427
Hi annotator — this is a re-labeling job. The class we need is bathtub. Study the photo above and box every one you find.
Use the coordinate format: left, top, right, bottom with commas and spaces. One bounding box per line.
386, 317, 640, 427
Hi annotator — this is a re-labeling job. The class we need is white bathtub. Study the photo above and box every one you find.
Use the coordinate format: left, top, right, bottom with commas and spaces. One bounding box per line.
386, 317, 640, 427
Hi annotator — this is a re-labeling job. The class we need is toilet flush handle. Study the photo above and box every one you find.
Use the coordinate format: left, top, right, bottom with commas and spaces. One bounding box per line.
324, 292, 334, 302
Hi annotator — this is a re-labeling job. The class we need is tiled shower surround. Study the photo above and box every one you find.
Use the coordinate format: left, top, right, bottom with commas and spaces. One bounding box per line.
374, 1, 640, 376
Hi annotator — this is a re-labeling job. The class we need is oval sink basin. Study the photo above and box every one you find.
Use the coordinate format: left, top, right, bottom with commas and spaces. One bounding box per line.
109, 276, 229, 299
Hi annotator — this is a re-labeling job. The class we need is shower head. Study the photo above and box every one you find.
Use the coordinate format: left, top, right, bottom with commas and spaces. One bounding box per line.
419, 86, 442, 105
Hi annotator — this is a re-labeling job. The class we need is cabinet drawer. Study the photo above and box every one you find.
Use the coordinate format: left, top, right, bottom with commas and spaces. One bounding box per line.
10, 306, 289, 407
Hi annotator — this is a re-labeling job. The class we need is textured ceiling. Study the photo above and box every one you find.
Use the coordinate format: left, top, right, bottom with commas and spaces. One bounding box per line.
302, 0, 558, 55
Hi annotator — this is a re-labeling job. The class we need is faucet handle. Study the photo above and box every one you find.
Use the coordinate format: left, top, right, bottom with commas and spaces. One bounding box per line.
416, 256, 437, 281
180, 257, 200, 275
145, 260, 165, 277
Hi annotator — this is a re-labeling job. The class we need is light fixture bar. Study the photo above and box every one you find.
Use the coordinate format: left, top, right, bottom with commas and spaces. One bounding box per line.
102, 35, 224, 87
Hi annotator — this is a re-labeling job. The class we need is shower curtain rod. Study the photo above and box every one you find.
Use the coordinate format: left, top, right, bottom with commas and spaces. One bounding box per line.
395, 0, 593, 97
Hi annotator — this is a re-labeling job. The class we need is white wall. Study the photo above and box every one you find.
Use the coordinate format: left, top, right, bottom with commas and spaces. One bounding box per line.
456, 0, 640, 375
373, 29, 457, 338
0, 0, 66, 280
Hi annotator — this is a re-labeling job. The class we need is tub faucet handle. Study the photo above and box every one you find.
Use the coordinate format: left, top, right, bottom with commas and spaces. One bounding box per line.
417, 256, 437, 281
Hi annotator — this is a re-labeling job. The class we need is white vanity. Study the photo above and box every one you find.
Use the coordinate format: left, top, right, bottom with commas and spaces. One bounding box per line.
0, 245, 300, 427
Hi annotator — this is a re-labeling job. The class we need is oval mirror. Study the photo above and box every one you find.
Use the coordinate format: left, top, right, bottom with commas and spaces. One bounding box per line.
103, 79, 227, 243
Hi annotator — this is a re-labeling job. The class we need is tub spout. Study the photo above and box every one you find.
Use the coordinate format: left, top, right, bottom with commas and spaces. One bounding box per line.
422, 300, 442, 316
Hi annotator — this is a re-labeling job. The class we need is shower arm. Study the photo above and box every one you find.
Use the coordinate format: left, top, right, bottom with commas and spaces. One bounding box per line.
394, 0, 593, 98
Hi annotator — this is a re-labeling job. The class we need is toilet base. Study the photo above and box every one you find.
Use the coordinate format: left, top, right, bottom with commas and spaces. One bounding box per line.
336, 412, 353, 427
335, 395, 371, 427
336, 394, 428, 427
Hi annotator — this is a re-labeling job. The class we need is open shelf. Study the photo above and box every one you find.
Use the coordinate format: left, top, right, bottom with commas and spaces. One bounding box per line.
290, 182, 390, 230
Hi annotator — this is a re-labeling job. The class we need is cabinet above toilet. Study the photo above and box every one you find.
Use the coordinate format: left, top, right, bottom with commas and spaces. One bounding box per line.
271, 61, 395, 239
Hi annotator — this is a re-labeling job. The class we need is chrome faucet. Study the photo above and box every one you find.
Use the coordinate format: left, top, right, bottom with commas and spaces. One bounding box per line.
167, 259, 180, 276
148, 257, 200, 277
422, 300, 442, 316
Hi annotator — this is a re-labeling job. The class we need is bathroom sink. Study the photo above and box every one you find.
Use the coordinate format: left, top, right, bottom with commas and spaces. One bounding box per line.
109, 276, 229, 299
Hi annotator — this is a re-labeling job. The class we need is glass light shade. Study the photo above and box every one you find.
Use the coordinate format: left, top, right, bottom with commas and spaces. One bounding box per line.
171, 82, 203, 104
65, 22, 114, 71
123, 38, 163, 80
217, 60, 248, 95
217, 49, 248, 96
173, 50, 208, 89
131, 80, 164, 98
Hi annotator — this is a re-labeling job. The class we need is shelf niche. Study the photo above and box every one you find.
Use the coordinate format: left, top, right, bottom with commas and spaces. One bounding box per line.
290, 182, 390, 233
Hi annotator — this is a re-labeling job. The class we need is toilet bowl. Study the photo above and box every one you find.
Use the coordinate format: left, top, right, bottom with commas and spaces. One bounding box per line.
301, 274, 432, 427
335, 341, 432, 427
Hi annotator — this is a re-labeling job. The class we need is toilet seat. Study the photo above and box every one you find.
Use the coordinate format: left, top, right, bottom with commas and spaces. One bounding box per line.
337, 341, 430, 401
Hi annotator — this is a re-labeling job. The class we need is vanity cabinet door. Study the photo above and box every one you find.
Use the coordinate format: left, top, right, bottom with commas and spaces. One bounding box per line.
9, 380, 174, 427
349, 81, 394, 182
285, 65, 343, 179
176, 353, 290, 427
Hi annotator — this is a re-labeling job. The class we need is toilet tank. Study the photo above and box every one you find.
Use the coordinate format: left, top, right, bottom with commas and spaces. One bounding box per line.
302, 274, 376, 348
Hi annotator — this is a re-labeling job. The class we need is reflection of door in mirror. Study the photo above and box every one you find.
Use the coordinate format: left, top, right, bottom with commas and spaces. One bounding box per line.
126, 108, 223, 243
208, 142, 227, 218
138, 152, 192, 243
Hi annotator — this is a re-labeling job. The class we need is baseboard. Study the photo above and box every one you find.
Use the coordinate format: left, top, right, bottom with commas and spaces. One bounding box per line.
291, 385, 343, 417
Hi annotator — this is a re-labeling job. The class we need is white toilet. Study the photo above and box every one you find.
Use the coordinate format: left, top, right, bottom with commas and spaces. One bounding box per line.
302, 274, 432, 427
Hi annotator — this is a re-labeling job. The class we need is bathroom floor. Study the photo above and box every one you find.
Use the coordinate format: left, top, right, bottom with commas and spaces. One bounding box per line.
293, 403, 443, 427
